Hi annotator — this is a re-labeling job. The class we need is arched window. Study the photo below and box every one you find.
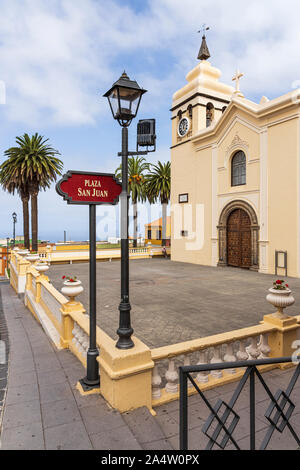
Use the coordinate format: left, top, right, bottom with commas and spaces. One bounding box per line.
187, 104, 193, 118
206, 102, 214, 127
231, 150, 246, 186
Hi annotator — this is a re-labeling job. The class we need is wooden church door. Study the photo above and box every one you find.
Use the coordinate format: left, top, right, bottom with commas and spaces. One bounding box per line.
227, 209, 251, 268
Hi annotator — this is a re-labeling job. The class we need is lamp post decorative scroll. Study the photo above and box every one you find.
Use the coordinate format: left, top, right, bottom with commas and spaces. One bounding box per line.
104, 71, 147, 349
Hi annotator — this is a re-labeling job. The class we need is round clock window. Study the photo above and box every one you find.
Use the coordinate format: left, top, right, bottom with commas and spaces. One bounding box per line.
177, 117, 190, 137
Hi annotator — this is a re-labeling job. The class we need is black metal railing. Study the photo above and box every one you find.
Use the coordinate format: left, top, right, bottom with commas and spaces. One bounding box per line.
179, 356, 300, 450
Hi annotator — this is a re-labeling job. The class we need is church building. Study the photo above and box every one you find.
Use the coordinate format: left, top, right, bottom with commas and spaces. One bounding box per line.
170, 33, 300, 278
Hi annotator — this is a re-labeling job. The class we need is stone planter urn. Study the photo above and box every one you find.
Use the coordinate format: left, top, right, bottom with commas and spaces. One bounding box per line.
266, 286, 295, 319
61, 279, 83, 302
34, 262, 50, 275
18, 249, 30, 257
25, 254, 40, 263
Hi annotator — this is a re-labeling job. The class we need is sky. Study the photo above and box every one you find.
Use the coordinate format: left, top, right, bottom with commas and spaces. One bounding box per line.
1, 0, 300, 242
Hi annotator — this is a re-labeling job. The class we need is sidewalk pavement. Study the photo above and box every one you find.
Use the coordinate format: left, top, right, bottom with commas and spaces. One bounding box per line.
0, 282, 300, 450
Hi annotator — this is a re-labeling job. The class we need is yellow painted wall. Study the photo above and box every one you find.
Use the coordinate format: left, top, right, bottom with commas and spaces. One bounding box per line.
267, 118, 299, 277
54, 244, 90, 251
171, 142, 212, 265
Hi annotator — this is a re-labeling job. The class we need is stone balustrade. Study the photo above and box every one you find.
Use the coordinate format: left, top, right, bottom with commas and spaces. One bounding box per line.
71, 322, 89, 362
150, 327, 276, 406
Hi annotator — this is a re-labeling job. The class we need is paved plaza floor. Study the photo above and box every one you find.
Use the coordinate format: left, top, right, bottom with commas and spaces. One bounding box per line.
49, 259, 300, 348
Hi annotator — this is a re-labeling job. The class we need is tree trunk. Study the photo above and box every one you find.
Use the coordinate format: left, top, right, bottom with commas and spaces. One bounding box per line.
21, 195, 30, 249
133, 201, 138, 248
31, 190, 38, 252
162, 201, 167, 246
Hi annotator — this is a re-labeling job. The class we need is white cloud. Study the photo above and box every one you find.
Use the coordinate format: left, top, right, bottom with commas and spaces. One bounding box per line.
0, 0, 300, 128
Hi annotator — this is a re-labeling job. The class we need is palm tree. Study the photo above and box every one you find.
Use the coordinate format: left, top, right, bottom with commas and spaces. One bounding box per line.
2, 133, 63, 251
116, 156, 149, 247
145, 161, 171, 246
0, 161, 30, 249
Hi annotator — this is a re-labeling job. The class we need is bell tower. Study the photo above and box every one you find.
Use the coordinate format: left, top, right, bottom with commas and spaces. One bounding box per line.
171, 29, 234, 147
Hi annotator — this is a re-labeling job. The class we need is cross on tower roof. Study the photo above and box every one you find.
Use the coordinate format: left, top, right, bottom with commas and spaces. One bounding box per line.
232, 69, 244, 93
197, 25, 210, 61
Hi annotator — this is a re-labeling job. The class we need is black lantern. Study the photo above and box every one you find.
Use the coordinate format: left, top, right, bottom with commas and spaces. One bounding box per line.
104, 71, 147, 127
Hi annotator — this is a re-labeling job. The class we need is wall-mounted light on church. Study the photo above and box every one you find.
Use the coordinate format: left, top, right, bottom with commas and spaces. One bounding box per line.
103, 72, 147, 350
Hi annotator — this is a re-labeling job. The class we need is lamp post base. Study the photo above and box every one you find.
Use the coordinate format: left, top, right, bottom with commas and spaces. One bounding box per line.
79, 377, 100, 392
116, 300, 134, 349
116, 333, 134, 350
81, 348, 100, 387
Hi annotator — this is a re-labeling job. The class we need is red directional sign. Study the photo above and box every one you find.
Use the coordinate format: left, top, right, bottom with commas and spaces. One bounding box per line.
56, 171, 122, 205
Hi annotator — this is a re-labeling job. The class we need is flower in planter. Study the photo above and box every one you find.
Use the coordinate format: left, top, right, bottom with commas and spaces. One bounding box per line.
62, 275, 78, 283
272, 279, 289, 290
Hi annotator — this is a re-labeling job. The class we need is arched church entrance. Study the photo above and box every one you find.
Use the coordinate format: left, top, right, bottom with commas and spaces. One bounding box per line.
217, 200, 259, 271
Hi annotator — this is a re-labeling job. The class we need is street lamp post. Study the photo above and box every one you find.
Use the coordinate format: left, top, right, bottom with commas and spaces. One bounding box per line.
12, 212, 17, 248
104, 71, 147, 349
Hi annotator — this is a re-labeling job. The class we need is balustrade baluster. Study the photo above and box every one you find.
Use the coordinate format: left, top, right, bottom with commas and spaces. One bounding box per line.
183, 354, 194, 388
246, 336, 260, 360
152, 364, 162, 399
196, 349, 209, 383
236, 338, 249, 361
165, 358, 178, 394
210, 346, 223, 379
224, 343, 236, 374
258, 333, 271, 359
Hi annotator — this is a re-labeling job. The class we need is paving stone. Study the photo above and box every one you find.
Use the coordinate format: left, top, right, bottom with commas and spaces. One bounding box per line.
11, 358, 36, 374
34, 352, 61, 372
80, 403, 125, 435
39, 381, 74, 404
142, 438, 174, 450
2, 400, 42, 429
73, 389, 104, 408
44, 421, 93, 450
154, 411, 180, 439
31, 342, 54, 355
5, 382, 39, 406
0, 421, 44, 450
63, 364, 86, 387
56, 351, 81, 368
90, 425, 142, 450
37, 368, 67, 387
41, 398, 81, 429
7, 369, 37, 388
122, 407, 167, 444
